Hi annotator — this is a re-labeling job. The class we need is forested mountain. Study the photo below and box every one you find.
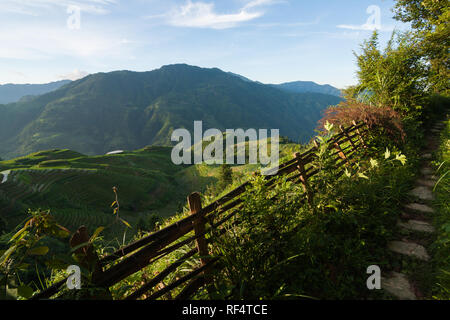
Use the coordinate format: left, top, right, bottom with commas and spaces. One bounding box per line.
273, 81, 342, 97
0, 80, 71, 104
0, 64, 342, 159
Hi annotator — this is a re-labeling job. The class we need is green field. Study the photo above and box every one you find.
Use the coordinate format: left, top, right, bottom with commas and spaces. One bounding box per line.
0, 139, 302, 241
0, 146, 206, 240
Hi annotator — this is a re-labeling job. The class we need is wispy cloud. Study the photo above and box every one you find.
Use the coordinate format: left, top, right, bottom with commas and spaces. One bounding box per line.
252, 16, 321, 28
0, 0, 117, 15
166, 0, 282, 29
0, 25, 132, 60
280, 30, 362, 40
57, 69, 90, 80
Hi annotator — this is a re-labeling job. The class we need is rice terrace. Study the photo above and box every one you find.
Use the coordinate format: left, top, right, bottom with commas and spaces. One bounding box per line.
0, 0, 448, 313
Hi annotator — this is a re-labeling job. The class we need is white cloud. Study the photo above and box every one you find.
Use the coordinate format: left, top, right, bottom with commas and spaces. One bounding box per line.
0, 24, 133, 60
167, 0, 281, 29
57, 69, 90, 80
0, 0, 117, 16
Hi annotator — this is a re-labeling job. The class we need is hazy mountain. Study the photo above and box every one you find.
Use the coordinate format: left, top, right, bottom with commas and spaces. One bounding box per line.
227, 72, 262, 84
0, 80, 72, 104
0, 64, 342, 159
272, 81, 341, 97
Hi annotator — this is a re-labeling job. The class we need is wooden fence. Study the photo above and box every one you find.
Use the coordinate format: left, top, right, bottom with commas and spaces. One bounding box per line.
32, 120, 370, 300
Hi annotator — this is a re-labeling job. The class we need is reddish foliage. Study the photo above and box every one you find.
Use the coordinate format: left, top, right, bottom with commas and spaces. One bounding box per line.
318, 99, 406, 142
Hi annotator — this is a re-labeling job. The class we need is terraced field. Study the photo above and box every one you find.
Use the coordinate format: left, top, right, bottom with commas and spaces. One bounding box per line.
0, 140, 302, 240
0, 147, 217, 240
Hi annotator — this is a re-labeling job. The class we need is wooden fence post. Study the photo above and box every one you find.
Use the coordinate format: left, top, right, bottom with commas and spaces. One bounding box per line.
293, 152, 313, 205
333, 141, 348, 163
187, 192, 214, 296
352, 120, 368, 149
340, 125, 356, 152
188, 192, 209, 266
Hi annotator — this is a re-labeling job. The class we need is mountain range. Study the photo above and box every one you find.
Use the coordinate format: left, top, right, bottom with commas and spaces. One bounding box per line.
0, 80, 71, 104
226, 73, 342, 97
0, 64, 342, 160
272, 81, 342, 97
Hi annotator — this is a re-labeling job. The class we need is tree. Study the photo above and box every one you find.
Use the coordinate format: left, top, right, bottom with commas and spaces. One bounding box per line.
218, 164, 233, 190
393, 0, 449, 94
349, 31, 428, 119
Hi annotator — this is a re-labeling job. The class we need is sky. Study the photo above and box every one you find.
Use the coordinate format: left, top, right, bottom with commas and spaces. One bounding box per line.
0, 0, 410, 89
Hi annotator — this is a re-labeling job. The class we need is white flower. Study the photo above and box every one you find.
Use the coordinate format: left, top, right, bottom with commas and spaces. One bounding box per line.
358, 172, 369, 179
344, 168, 351, 177
370, 158, 379, 168
385, 148, 391, 159
324, 121, 334, 132
395, 153, 407, 165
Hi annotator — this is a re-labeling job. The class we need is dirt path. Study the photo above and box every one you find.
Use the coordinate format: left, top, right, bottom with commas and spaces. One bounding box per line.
381, 120, 447, 300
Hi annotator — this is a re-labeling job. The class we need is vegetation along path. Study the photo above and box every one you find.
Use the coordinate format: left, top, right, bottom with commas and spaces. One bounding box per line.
382, 119, 448, 300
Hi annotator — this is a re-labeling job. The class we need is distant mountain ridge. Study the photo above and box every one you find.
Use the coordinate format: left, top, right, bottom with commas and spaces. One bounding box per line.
0, 64, 342, 159
272, 81, 342, 97
225, 73, 341, 97
0, 80, 72, 104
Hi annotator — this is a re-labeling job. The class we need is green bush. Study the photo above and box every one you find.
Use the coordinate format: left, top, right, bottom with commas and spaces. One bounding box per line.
208, 128, 413, 299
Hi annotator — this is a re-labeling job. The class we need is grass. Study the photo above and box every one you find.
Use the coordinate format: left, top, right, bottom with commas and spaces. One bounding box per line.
103, 129, 418, 300
1, 128, 423, 300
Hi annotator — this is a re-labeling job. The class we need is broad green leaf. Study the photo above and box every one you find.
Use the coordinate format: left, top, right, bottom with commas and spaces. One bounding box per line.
27, 246, 49, 256
17, 285, 34, 299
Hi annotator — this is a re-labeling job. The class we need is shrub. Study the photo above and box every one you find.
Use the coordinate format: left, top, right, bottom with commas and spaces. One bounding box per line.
318, 99, 406, 143
208, 127, 412, 299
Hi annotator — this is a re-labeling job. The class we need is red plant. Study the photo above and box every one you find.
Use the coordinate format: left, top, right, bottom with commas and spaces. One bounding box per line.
318, 99, 406, 142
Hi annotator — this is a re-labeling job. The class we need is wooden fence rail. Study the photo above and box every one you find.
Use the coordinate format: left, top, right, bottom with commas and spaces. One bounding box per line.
32, 121, 370, 300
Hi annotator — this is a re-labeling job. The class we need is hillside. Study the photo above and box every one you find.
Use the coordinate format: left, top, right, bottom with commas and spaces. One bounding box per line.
0, 147, 201, 239
0, 80, 71, 104
273, 81, 342, 97
0, 64, 342, 160
0, 135, 302, 240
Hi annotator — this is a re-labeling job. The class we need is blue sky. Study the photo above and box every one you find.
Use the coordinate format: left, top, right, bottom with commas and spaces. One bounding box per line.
0, 0, 409, 88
